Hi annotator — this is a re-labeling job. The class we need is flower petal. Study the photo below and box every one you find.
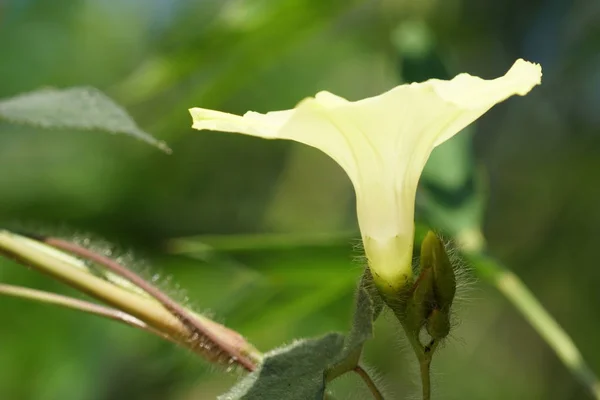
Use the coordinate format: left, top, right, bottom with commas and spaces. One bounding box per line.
189, 108, 294, 138
427, 58, 542, 146
189, 59, 542, 291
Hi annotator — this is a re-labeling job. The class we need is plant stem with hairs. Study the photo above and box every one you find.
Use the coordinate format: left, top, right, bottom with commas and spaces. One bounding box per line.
353, 365, 385, 400
0, 230, 261, 371
0, 283, 175, 342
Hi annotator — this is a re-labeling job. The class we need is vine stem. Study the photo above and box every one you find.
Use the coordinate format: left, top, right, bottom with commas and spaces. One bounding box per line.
419, 358, 431, 400
0, 283, 174, 342
353, 365, 385, 400
417, 340, 439, 400
0, 230, 260, 371
39, 235, 257, 371
397, 316, 440, 400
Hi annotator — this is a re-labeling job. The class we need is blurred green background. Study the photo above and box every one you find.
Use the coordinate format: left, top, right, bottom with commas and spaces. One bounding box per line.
1, 0, 599, 399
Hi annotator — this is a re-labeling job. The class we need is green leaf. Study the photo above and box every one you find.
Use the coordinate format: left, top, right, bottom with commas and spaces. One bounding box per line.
220, 333, 345, 400
220, 270, 383, 399
0, 87, 170, 152
326, 270, 383, 380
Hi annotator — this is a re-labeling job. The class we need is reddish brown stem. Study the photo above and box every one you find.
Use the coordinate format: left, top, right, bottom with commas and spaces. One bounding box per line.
40, 236, 256, 371
353, 365, 385, 400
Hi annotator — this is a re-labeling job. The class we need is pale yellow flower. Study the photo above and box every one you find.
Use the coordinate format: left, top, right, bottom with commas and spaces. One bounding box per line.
189, 59, 541, 293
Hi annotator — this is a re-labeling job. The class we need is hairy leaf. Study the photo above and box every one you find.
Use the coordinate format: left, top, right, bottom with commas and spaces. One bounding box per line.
326, 269, 383, 380
220, 334, 345, 400
220, 269, 383, 399
0, 87, 170, 152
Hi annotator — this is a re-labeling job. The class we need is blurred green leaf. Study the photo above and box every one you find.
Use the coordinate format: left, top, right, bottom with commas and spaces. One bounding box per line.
169, 231, 356, 253
420, 128, 486, 236
0, 87, 170, 152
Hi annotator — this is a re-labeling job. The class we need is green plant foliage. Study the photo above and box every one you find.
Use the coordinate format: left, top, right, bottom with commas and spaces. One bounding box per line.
220, 333, 345, 400
0, 87, 170, 152
2, 2, 600, 399
326, 270, 383, 379
220, 270, 382, 399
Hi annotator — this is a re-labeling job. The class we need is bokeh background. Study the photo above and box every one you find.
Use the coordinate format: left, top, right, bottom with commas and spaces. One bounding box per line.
1, 0, 599, 399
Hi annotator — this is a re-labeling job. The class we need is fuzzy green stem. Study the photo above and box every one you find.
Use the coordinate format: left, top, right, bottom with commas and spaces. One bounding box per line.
0, 230, 260, 370
0, 283, 174, 341
40, 235, 259, 370
392, 308, 439, 400
353, 365, 385, 400
0, 232, 185, 336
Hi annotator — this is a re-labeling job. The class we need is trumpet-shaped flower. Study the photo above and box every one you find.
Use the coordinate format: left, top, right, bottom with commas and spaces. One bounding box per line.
189, 59, 542, 293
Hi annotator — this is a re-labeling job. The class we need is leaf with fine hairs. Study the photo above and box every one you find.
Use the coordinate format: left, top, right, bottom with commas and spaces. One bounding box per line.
0, 87, 170, 153
220, 269, 383, 399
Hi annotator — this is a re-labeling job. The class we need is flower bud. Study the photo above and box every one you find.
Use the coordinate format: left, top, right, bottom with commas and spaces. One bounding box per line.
421, 232, 456, 311
404, 262, 434, 335
426, 307, 451, 340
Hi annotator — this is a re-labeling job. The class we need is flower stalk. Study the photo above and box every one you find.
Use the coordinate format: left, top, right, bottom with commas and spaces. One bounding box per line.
353, 365, 385, 400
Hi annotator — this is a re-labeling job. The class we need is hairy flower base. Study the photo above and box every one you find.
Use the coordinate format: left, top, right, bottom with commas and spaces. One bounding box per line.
364, 235, 412, 293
